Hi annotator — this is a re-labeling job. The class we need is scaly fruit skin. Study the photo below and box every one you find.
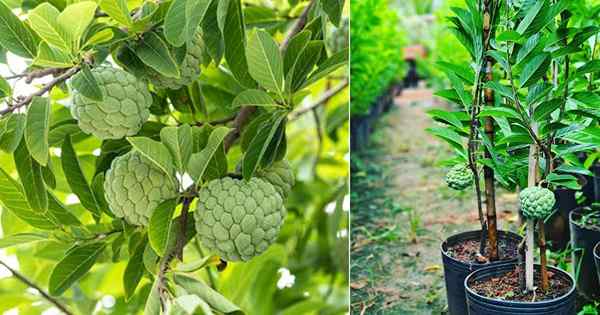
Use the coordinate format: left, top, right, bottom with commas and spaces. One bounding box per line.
104, 151, 177, 226
70, 67, 151, 140
257, 160, 295, 199
194, 177, 286, 261
445, 164, 473, 190
519, 186, 555, 220
146, 33, 203, 90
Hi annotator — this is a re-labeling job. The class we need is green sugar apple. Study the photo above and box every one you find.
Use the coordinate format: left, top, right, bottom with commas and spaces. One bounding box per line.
70, 67, 151, 139
519, 186, 555, 220
104, 151, 178, 226
445, 163, 473, 190
145, 33, 203, 90
194, 177, 286, 261
257, 160, 295, 199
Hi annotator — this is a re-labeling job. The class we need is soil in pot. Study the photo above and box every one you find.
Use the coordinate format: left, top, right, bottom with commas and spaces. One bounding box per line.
468, 267, 572, 302
446, 237, 519, 263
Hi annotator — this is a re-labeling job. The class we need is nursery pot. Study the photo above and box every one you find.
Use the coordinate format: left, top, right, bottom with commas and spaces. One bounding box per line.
569, 209, 600, 300
595, 242, 600, 287
440, 230, 522, 315
464, 263, 576, 315
582, 162, 600, 204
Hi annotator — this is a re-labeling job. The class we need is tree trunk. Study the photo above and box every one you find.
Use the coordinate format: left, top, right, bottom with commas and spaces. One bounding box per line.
525, 125, 539, 292
538, 220, 549, 291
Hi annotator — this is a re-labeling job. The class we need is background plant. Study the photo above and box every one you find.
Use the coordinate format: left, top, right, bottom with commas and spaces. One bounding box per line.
0, 0, 349, 314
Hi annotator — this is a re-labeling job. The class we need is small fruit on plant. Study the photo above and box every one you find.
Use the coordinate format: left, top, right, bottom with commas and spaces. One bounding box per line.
104, 151, 177, 226
194, 177, 286, 261
519, 186, 555, 220
257, 160, 295, 199
144, 33, 204, 90
445, 163, 473, 190
70, 67, 152, 139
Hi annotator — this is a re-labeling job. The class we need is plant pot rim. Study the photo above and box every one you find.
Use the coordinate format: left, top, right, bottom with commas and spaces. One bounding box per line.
464, 263, 576, 305
569, 208, 600, 232
440, 229, 521, 266
594, 241, 600, 261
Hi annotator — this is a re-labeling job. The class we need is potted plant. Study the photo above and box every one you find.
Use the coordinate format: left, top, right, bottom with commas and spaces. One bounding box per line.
570, 207, 600, 300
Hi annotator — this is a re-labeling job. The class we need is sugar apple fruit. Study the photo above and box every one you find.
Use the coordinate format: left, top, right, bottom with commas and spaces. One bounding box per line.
194, 177, 286, 261
445, 164, 473, 190
104, 151, 178, 226
257, 160, 295, 199
519, 186, 555, 220
70, 67, 151, 139
144, 33, 203, 90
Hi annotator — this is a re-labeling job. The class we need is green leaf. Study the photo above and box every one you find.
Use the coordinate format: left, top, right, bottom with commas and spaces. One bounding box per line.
436, 61, 475, 84
49, 242, 106, 295
61, 136, 101, 216
14, 140, 48, 212
322, 0, 344, 26
242, 111, 286, 180
33, 41, 74, 68
47, 192, 81, 225
148, 198, 178, 256
175, 255, 220, 272
174, 294, 213, 315
0, 1, 39, 58
144, 278, 162, 315
300, 48, 348, 89
0, 168, 58, 230
164, 0, 212, 47
0, 75, 11, 99
174, 274, 244, 314
99, 0, 132, 27
57, 1, 97, 50
28, 3, 71, 51
519, 53, 550, 88
516, 0, 544, 35
533, 98, 562, 121
201, 0, 224, 64
576, 60, 600, 75
426, 109, 463, 129
160, 125, 193, 173
0, 232, 48, 249
483, 81, 514, 100
425, 127, 465, 152
478, 107, 521, 119
287, 41, 323, 92
247, 29, 284, 96
69, 63, 103, 101
127, 136, 175, 179
124, 236, 147, 300
188, 126, 230, 182
232, 89, 278, 108
0, 114, 26, 153
25, 96, 50, 166
83, 28, 114, 47
135, 32, 180, 78
283, 30, 311, 75
218, 0, 255, 87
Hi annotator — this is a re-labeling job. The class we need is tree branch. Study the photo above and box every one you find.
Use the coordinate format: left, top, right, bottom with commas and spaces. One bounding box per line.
0, 66, 81, 117
289, 79, 349, 120
0, 259, 73, 315
280, 0, 317, 53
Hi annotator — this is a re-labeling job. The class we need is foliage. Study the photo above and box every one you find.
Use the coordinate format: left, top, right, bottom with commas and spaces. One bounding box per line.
0, 0, 349, 314
350, 0, 404, 116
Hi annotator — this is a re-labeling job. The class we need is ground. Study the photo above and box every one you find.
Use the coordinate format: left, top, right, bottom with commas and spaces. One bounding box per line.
350, 88, 520, 314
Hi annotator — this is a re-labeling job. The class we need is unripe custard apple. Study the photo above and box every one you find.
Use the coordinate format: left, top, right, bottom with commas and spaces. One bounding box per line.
145, 33, 203, 90
104, 151, 178, 226
519, 186, 555, 220
194, 177, 286, 261
257, 160, 295, 199
70, 67, 151, 139
445, 163, 473, 190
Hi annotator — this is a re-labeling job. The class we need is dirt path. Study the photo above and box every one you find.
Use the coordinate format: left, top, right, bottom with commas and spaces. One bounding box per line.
350, 88, 519, 314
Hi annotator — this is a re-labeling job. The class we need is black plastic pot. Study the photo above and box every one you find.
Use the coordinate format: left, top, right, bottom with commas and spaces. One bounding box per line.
465, 263, 576, 315
545, 189, 577, 251
582, 163, 600, 204
595, 242, 600, 287
350, 116, 370, 151
441, 230, 522, 315
569, 209, 600, 300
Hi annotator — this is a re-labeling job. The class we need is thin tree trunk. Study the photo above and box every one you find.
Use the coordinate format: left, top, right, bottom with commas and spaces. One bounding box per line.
482, 0, 499, 261
525, 124, 539, 292
538, 220, 549, 291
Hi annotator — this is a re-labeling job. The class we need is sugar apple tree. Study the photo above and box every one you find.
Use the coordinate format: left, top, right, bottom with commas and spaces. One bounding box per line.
0, 0, 348, 314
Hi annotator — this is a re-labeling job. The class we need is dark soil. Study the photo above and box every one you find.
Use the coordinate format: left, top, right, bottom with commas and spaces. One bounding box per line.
469, 267, 572, 302
446, 237, 519, 264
